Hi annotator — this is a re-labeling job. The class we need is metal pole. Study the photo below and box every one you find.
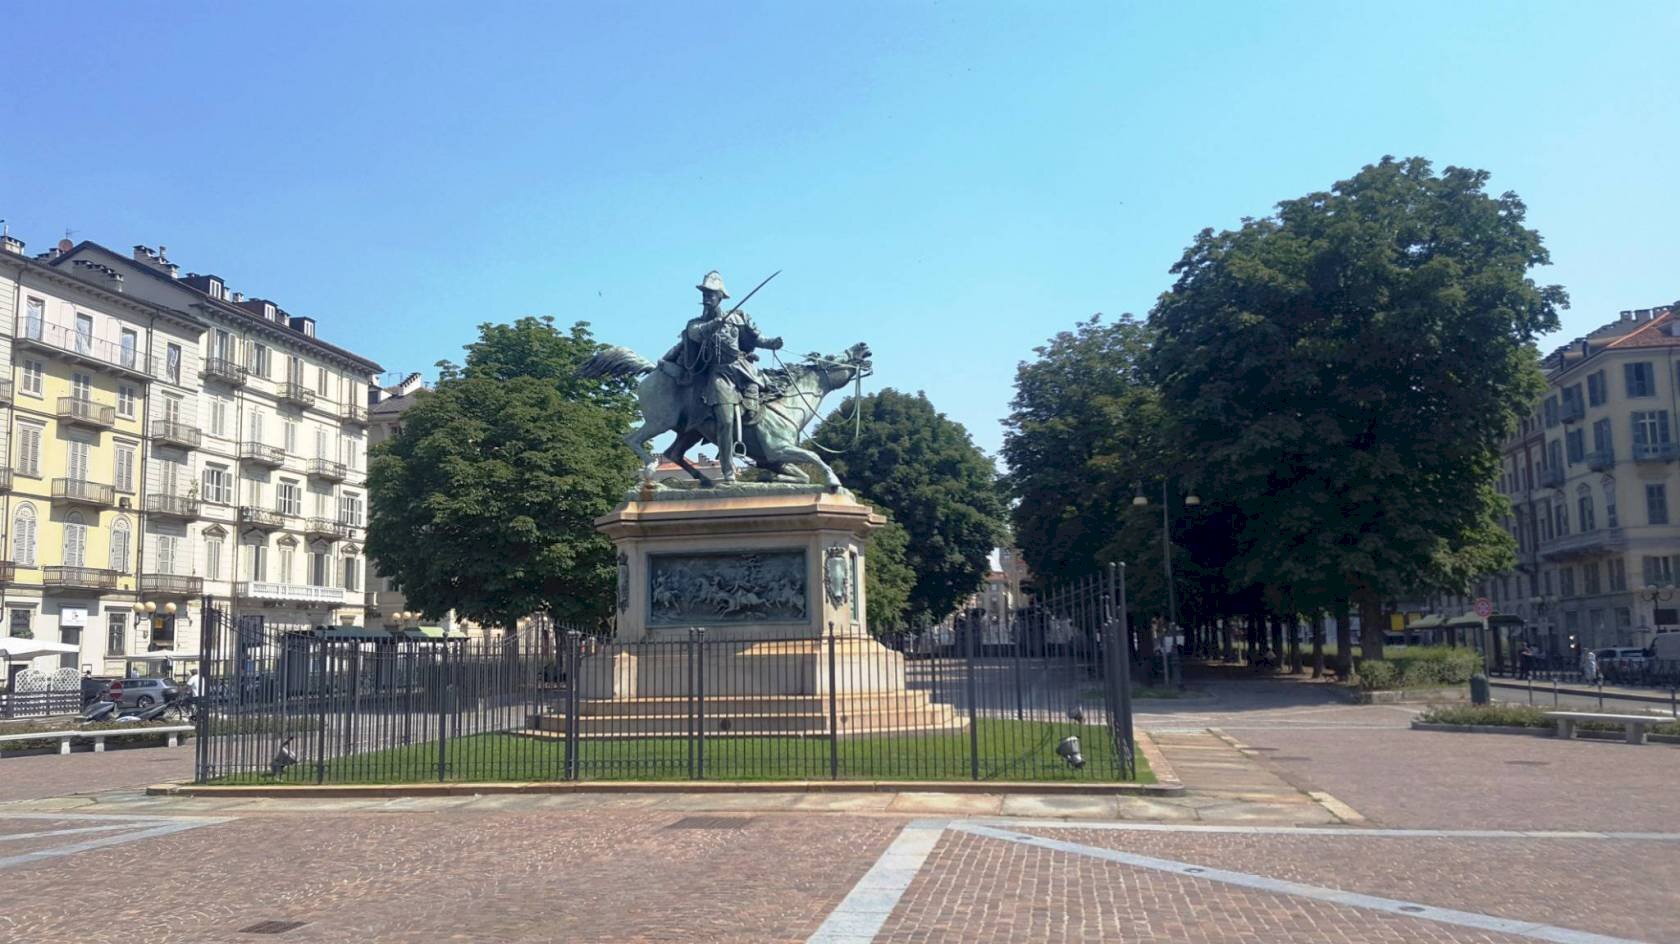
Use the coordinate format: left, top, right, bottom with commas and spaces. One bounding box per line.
1162, 480, 1178, 639
964, 614, 980, 781
565, 630, 581, 781
1116, 562, 1135, 779
695, 627, 706, 780
437, 639, 449, 783
827, 621, 840, 780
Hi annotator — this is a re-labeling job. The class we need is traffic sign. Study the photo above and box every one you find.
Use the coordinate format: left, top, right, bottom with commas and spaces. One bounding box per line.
1474, 597, 1493, 619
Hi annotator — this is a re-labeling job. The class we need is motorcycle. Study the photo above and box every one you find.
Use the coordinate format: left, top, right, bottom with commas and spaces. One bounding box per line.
80, 698, 121, 724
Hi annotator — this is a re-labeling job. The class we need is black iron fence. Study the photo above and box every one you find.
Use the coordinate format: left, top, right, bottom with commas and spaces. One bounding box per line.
194, 572, 1137, 785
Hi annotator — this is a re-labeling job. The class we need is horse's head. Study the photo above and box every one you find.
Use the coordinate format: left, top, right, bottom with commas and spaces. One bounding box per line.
801, 343, 873, 393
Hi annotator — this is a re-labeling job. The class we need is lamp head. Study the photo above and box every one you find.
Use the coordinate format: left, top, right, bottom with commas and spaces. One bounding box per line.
1055, 735, 1086, 769
1184, 493, 1201, 506
143, 601, 157, 615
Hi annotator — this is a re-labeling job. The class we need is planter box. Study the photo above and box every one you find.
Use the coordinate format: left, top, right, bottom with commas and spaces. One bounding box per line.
1360, 687, 1467, 705
1410, 721, 1551, 736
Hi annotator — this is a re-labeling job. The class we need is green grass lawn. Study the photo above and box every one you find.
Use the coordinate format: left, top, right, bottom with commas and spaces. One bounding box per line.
216, 719, 1152, 786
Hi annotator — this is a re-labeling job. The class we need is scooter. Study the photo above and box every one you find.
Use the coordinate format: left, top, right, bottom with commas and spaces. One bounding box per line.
80, 698, 121, 724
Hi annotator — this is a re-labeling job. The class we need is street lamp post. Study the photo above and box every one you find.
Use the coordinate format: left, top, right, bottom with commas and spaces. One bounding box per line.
1640, 584, 1675, 643
1133, 481, 1200, 688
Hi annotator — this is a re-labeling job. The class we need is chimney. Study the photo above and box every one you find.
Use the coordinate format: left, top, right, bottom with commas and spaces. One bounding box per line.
1, 234, 22, 255
132, 244, 156, 263
1578, 339, 1589, 357
1621, 310, 1634, 321
232, 291, 244, 303
72, 259, 125, 292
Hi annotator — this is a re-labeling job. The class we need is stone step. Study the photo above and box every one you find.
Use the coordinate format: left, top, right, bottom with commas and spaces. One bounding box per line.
571, 693, 954, 716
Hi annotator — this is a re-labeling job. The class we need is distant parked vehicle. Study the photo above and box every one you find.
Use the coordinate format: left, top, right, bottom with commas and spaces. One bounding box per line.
107, 677, 181, 710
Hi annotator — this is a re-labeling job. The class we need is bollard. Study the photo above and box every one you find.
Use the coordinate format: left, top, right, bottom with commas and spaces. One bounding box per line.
1597, 677, 1604, 711
1552, 678, 1559, 707
1469, 673, 1490, 706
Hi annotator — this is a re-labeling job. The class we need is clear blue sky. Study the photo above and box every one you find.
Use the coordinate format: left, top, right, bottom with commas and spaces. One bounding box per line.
3, 2, 1676, 459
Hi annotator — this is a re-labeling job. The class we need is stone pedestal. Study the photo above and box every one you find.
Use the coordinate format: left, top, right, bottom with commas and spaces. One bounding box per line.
527, 484, 963, 738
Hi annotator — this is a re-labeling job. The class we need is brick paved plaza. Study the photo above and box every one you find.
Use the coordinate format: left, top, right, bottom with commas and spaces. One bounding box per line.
3, 678, 1676, 944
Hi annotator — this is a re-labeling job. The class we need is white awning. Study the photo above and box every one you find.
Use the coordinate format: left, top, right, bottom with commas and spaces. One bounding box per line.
124, 649, 202, 661
0, 640, 81, 661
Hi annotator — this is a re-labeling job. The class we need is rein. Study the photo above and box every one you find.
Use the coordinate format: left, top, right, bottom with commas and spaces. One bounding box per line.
771, 350, 866, 455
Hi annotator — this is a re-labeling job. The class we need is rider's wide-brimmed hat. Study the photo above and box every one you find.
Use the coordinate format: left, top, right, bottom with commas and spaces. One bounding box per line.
696, 271, 730, 298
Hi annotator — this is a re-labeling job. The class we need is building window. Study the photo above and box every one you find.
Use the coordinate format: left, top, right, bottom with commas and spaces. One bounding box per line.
1583, 561, 1601, 596
9, 608, 33, 640
1591, 418, 1612, 456
72, 372, 92, 401
24, 297, 44, 337
1554, 501, 1568, 538
248, 409, 264, 443
1631, 410, 1672, 451
1565, 429, 1584, 464
341, 555, 361, 592
210, 396, 229, 437
284, 419, 298, 454
1559, 566, 1576, 598
278, 545, 296, 584
1647, 484, 1669, 525
1609, 558, 1628, 592
20, 359, 43, 397
157, 533, 178, 574
110, 517, 131, 572
12, 504, 37, 567
277, 479, 302, 517
316, 366, 329, 396
251, 343, 270, 378
1547, 440, 1563, 476
16, 424, 42, 477
203, 464, 233, 504
1624, 362, 1655, 398
288, 355, 305, 386
1604, 481, 1618, 528
117, 384, 136, 418
1577, 491, 1595, 532
106, 612, 125, 656
1643, 555, 1675, 587
120, 328, 138, 370
1587, 370, 1606, 406
1543, 395, 1559, 428
338, 492, 363, 527
310, 550, 329, 587
114, 443, 136, 493
62, 512, 86, 568
246, 542, 268, 582
75, 313, 93, 355
206, 536, 224, 581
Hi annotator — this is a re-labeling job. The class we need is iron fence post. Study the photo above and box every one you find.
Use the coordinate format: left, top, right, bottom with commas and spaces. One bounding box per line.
565, 630, 581, 781
314, 639, 327, 785
695, 627, 707, 780
437, 640, 449, 783
686, 628, 697, 780
1011, 613, 1024, 722
964, 616, 980, 781
1115, 562, 1135, 780
827, 621, 840, 780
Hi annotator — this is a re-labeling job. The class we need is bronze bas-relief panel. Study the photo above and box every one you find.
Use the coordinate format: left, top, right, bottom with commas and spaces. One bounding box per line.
647, 550, 808, 626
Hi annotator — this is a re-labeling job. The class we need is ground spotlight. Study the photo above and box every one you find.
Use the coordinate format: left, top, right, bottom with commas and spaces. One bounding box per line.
1056, 735, 1086, 769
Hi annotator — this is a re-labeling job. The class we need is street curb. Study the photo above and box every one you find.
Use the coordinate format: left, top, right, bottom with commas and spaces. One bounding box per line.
1357, 688, 1466, 705
147, 776, 1186, 799
1208, 728, 1366, 824
1133, 731, 1178, 789
1410, 721, 1680, 745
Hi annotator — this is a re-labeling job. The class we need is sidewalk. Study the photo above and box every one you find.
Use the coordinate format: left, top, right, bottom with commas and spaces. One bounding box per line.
1490, 676, 1680, 709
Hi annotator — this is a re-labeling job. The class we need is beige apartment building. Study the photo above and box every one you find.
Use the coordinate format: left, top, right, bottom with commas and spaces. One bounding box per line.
0, 230, 383, 678
1477, 304, 1680, 656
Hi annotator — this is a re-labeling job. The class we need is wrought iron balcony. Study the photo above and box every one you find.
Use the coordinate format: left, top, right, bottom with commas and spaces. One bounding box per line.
1538, 467, 1565, 488
1633, 442, 1679, 462
278, 382, 317, 408
43, 566, 120, 591
201, 356, 249, 386
138, 573, 204, 596
238, 442, 285, 467
145, 493, 202, 520
235, 581, 347, 606
151, 419, 202, 449
51, 478, 115, 508
18, 320, 148, 378
1541, 527, 1627, 562
56, 397, 116, 430
0, 378, 13, 405
238, 506, 285, 530
308, 459, 348, 482
0, 561, 15, 583
304, 517, 351, 541
342, 402, 369, 426
0, 468, 11, 493
1560, 400, 1586, 424
1585, 449, 1615, 472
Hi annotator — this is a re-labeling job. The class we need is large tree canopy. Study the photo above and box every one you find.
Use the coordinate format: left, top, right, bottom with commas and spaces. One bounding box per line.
368, 319, 638, 630
863, 503, 915, 634
810, 389, 1007, 627
1147, 156, 1565, 659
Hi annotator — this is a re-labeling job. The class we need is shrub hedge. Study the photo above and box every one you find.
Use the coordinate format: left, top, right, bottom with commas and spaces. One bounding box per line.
1417, 703, 1680, 736
1355, 646, 1482, 690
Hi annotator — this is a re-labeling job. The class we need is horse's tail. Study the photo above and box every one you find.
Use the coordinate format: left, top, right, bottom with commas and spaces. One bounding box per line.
577, 346, 656, 381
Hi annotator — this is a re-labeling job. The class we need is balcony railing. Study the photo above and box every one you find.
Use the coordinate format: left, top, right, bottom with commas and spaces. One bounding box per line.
0, 561, 14, 583
201, 356, 249, 386
51, 478, 116, 507
1541, 527, 1627, 562
18, 319, 148, 377
1560, 400, 1585, 424
239, 442, 285, 466
43, 566, 120, 591
1633, 442, 1679, 462
0, 378, 13, 404
151, 419, 202, 449
57, 397, 116, 430
0, 468, 11, 493
235, 581, 347, 606
138, 574, 204, 596
1585, 449, 1615, 472
304, 517, 351, 541
238, 506, 285, 530
308, 459, 348, 482
145, 493, 202, 520
1538, 467, 1565, 488
342, 403, 369, 426
278, 382, 317, 408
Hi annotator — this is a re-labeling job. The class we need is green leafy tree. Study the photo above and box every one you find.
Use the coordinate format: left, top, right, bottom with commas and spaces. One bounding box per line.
810, 389, 1007, 627
864, 505, 915, 634
1148, 156, 1564, 666
368, 320, 638, 630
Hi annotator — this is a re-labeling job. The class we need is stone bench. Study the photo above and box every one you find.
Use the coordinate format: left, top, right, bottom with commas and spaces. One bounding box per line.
0, 725, 194, 755
1543, 711, 1665, 745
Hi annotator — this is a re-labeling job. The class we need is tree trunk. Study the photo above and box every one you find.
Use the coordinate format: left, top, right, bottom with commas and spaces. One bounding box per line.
1288, 616, 1302, 673
1311, 611, 1326, 679
1333, 599, 1353, 678
1270, 614, 1285, 664
1221, 616, 1234, 662
1356, 591, 1385, 662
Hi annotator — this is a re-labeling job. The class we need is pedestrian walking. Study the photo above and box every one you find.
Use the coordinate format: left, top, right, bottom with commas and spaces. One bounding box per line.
1581, 649, 1599, 684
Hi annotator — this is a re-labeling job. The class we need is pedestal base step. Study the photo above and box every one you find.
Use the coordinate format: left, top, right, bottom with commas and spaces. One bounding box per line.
524, 692, 966, 739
